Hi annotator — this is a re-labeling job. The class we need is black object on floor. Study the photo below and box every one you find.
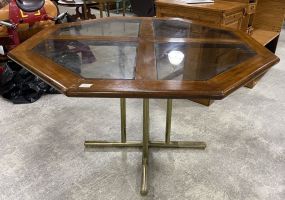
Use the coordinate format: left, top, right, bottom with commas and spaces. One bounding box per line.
0, 61, 59, 104
130, 0, 155, 17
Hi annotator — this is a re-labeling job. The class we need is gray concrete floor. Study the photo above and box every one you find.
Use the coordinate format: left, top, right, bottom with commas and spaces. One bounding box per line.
0, 7, 285, 200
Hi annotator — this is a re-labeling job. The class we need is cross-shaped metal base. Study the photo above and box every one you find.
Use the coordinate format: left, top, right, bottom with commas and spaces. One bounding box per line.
85, 99, 206, 195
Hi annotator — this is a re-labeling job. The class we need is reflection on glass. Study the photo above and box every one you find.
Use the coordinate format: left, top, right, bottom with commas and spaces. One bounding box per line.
32, 40, 137, 80
153, 19, 237, 39
168, 50, 185, 65
156, 42, 257, 81
55, 20, 141, 37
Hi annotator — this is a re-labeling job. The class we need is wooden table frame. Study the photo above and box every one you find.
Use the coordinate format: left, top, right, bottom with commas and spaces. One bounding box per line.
8, 17, 279, 195
8, 17, 279, 99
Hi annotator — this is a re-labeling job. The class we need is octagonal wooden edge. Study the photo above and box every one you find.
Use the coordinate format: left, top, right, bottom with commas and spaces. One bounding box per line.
8, 17, 280, 100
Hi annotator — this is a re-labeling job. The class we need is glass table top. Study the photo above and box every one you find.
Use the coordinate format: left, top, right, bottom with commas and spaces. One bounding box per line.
33, 40, 137, 79
153, 19, 237, 39
156, 42, 256, 81
31, 18, 257, 81
55, 20, 141, 37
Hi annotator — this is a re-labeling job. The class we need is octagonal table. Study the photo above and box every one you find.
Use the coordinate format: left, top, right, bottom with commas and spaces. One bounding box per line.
8, 17, 279, 195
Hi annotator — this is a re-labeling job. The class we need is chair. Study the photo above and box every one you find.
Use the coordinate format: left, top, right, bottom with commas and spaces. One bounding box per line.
16, 0, 45, 12
57, 0, 126, 19
57, 0, 97, 20
89, 0, 126, 18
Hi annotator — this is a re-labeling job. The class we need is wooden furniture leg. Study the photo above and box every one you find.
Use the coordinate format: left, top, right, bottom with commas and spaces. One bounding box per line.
245, 77, 264, 89
245, 70, 268, 89
106, 3, 110, 17
190, 99, 214, 107
122, 0, 126, 16
82, 0, 88, 19
99, 3, 104, 18
245, 35, 280, 89
116, 1, 120, 14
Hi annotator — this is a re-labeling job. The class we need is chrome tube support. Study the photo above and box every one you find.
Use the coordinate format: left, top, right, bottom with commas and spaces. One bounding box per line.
120, 98, 127, 143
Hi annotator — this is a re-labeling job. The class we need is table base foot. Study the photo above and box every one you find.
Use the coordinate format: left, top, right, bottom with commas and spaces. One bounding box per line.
84, 141, 206, 149
85, 139, 206, 196
141, 158, 148, 196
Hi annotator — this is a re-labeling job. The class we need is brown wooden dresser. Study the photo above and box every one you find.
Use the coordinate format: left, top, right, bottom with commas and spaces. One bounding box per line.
156, 0, 246, 30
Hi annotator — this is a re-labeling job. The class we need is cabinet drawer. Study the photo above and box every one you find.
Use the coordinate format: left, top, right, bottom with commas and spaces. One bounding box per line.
224, 12, 243, 25
159, 6, 221, 25
226, 20, 240, 29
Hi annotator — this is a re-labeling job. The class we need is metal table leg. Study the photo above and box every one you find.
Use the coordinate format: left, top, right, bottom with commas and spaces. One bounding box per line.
120, 98, 126, 143
165, 99, 172, 143
141, 99, 149, 195
85, 98, 206, 195
122, 0, 126, 16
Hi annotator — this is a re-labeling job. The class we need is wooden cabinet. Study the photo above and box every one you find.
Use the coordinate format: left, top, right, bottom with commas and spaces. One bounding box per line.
216, 0, 257, 33
219, 0, 285, 89
219, 0, 285, 51
156, 0, 246, 30
252, 0, 285, 48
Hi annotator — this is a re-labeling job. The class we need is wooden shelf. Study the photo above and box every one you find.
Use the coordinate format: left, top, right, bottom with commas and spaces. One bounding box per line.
251, 29, 280, 46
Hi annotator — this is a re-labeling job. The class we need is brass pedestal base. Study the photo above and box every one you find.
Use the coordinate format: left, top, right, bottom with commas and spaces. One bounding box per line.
85, 99, 206, 196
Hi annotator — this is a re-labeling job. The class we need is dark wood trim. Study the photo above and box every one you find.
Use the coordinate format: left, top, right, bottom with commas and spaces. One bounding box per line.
135, 19, 157, 80
48, 35, 138, 42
